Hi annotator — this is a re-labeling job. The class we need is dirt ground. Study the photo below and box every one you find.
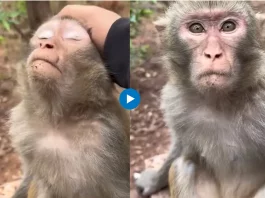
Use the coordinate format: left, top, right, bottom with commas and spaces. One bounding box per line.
130, 57, 170, 197
129, 4, 171, 197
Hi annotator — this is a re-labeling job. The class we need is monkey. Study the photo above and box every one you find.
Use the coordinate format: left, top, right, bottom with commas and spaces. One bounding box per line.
9, 16, 130, 198
135, 1, 265, 198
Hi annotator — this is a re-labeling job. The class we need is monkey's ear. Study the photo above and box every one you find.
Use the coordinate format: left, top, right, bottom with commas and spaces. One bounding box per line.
255, 13, 265, 21
255, 13, 265, 32
255, 13, 265, 25
153, 17, 169, 32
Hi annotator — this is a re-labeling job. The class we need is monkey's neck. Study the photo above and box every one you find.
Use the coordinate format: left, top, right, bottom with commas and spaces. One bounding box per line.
184, 83, 261, 113
24, 88, 112, 124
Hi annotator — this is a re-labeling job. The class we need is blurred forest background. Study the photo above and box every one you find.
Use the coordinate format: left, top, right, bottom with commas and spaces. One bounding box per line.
2, 1, 265, 198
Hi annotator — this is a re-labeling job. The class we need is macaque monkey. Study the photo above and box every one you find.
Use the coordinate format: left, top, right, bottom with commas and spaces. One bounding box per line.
10, 16, 130, 198
136, 1, 265, 198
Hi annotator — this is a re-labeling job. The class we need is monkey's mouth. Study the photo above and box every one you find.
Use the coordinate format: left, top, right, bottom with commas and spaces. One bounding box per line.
198, 71, 231, 80
198, 71, 231, 87
31, 58, 62, 74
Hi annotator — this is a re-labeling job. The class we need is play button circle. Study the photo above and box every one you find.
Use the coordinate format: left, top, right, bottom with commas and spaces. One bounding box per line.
119, 88, 140, 110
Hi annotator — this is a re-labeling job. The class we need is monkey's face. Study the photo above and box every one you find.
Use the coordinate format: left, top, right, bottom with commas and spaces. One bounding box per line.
157, 1, 258, 93
25, 18, 109, 99
180, 10, 246, 91
26, 18, 97, 83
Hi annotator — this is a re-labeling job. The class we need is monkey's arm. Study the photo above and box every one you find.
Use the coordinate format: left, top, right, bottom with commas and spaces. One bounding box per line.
169, 156, 221, 198
12, 174, 32, 198
135, 137, 182, 196
168, 157, 197, 198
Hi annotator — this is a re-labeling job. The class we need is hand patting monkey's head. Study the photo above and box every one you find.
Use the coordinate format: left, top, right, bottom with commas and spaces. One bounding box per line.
155, 1, 262, 94
23, 17, 111, 105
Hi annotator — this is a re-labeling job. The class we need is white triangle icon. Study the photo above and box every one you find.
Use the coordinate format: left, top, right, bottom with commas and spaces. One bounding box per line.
127, 95, 134, 104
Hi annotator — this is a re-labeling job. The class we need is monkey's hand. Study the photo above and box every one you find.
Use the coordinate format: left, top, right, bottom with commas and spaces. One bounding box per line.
135, 169, 164, 197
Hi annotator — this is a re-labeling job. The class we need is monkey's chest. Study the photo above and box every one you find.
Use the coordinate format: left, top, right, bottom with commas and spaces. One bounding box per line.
34, 134, 84, 177
184, 114, 265, 197
30, 133, 102, 196
185, 111, 265, 169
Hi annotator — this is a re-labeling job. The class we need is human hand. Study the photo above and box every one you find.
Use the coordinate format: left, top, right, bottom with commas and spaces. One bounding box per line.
57, 5, 121, 52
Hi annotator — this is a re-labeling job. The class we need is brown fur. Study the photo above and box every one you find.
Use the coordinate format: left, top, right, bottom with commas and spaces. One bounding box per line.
10, 18, 129, 198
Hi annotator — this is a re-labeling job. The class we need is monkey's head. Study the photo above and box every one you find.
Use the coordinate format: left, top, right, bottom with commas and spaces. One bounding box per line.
22, 17, 111, 107
155, 1, 262, 94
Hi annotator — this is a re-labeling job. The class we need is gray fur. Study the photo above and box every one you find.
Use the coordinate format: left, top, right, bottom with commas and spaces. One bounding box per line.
10, 22, 129, 198
136, 1, 265, 197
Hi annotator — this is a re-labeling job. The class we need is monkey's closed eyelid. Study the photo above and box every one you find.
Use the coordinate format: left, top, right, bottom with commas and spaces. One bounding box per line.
63, 31, 84, 41
64, 38, 82, 41
63, 36, 82, 40
37, 30, 54, 39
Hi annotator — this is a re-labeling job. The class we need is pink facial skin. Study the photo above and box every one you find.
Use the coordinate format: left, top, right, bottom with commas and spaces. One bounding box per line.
27, 19, 91, 79
178, 9, 247, 91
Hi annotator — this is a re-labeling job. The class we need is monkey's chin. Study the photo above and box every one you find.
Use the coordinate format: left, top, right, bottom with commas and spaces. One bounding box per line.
197, 74, 233, 92
29, 60, 61, 79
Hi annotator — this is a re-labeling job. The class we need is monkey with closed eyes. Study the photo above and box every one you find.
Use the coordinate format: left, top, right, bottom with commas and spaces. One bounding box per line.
136, 1, 265, 198
10, 16, 130, 198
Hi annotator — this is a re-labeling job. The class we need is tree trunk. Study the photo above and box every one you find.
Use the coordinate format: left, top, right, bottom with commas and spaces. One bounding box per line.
50, 1, 67, 15
26, 1, 51, 32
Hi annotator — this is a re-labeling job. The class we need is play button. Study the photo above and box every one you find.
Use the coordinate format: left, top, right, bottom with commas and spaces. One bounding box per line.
127, 95, 134, 103
119, 88, 140, 110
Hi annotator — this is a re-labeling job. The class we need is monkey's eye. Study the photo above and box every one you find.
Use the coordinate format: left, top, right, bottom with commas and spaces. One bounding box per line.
37, 30, 53, 39
221, 21, 236, 32
189, 23, 205, 33
63, 31, 82, 41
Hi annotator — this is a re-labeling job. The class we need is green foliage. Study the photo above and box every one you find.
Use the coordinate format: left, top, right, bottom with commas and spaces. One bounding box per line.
130, 7, 152, 23
130, 1, 154, 68
0, 1, 26, 32
0, 35, 4, 44
130, 2, 153, 39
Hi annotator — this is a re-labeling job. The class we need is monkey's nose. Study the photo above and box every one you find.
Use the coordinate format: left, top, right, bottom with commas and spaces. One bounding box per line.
39, 41, 54, 49
204, 52, 223, 60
